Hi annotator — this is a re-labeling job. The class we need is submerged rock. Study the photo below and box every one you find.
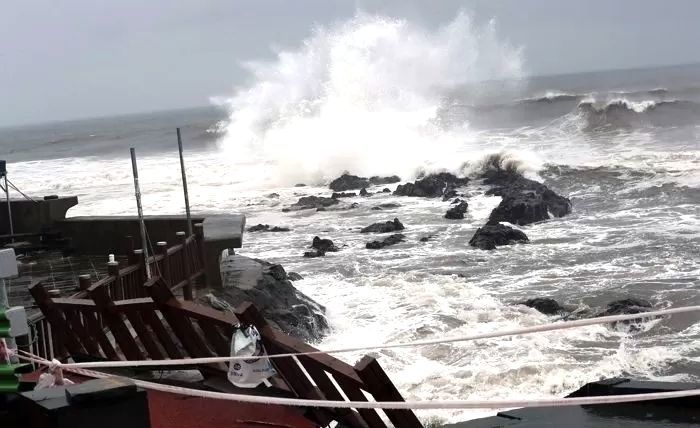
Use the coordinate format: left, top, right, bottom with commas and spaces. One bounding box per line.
520, 298, 566, 315
266, 193, 280, 199
382, 188, 391, 193
285, 195, 339, 211
331, 192, 357, 199
360, 218, 405, 233
366, 233, 405, 249
204, 255, 330, 342
369, 175, 401, 186
312, 236, 339, 253
419, 234, 436, 242
469, 224, 529, 250
294, 183, 307, 187
483, 168, 572, 226
394, 173, 469, 198
247, 224, 291, 232
600, 298, 653, 316
445, 201, 468, 220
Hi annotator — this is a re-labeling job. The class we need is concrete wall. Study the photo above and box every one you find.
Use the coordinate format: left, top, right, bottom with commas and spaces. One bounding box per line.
0, 196, 78, 235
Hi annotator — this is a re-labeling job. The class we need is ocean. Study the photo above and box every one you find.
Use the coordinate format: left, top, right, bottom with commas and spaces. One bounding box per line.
2, 14, 699, 425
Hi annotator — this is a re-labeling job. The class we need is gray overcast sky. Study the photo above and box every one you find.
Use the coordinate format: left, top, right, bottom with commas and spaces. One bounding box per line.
2, 0, 700, 127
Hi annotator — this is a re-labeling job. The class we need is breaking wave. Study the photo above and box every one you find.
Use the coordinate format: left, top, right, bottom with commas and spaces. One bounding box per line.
217, 12, 523, 185
577, 99, 700, 129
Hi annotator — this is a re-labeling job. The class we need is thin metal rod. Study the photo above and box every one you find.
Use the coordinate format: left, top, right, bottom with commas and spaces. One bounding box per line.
130, 148, 151, 279
4, 175, 13, 239
176, 128, 193, 236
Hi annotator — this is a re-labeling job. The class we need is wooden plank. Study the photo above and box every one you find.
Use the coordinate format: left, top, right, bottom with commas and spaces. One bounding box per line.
88, 282, 146, 361
29, 279, 85, 357
82, 311, 119, 360
177, 300, 239, 327
303, 362, 370, 428
355, 356, 423, 428
336, 377, 389, 428
145, 278, 213, 358
62, 308, 102, 356
196, 318, 231, 356
141, 310, 185, 359
124, 309, 166, 360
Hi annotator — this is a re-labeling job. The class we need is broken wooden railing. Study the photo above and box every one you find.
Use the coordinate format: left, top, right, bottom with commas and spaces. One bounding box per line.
24, 230, 205, 361
27, 274, 423, 428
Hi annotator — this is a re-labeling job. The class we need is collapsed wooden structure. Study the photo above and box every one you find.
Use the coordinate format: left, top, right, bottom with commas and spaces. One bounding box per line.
24, 230, 423, 428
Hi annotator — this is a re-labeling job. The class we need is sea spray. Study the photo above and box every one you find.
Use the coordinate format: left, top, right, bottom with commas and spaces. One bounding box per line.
218, 12, 524, 186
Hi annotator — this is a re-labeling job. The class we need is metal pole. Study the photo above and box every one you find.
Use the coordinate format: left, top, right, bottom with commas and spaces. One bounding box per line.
130, 148, 151, 279
4, 175, 13, 238
177, 128, 194, 237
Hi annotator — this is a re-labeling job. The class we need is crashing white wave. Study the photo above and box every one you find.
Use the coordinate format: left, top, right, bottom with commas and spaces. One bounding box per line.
217, 12, 524, 186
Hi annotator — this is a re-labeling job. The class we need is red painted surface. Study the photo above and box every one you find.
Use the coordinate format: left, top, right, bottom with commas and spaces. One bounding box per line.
23, 370, 318, 428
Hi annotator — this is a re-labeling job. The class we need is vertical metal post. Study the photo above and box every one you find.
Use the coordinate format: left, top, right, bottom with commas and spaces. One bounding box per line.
177, 128, 193, 237
4, 175, 13, 238
130, 148, 151, 279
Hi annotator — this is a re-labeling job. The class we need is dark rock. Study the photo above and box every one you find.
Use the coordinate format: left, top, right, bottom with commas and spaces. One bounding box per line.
369, 175, 401, 186
378, 203, 401, 209
360, 218, 405, 233
312, 236, 339, 252
394, 173, 469, 198
483, 168, 572, 226
445, 201, 468, 220
287, 195, 339, 211
329, 173, 370, 191
601, 299, 653, 316
469, 224, 529, 250
266, 193, 280, 198
371, 206, 382, 211
349, 202, 359, 209
366, 233, 405, 249
247, 224, 291, 232
359, 188, 369, 197
294, 183, 307, 187
419, 234, 436, 242
304, 250, 326, 258
521, 298, 566, 315
442, 186, 458, 201
204, 255, 330, 342
382, 188, 391, 193
288, 272, 304, 281
331, 192, 357, 199
452, 198, 464, 204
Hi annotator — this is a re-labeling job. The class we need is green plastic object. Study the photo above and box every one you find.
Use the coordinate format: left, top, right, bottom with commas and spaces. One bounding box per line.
0, 309, 8, 337
0, 363, 32, 393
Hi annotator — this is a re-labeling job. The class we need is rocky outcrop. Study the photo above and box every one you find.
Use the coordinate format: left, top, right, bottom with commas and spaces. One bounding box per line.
329, 174, 370, 191
359, 188, 369, 197
284, 195, 339, 211
366, 234, 405, 249
483, 169, 572, 226
360, 218, 405, 233
394, 173, 469, 198
332, 192, 357, 199
600, 298, 652, 316
288, 272, 304, 281
203, 255, 330, 342
372, 203, 401, 211
304, 236, 339, 257
247, 224, 291, 232
445, 201, 468, 220
369, 175, 401, 186
520, 298, 566, 315
469, 224, 529, 250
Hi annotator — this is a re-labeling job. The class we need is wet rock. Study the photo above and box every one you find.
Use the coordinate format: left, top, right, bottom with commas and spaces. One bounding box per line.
303, 250, 326, 258
359, 188, 369, 197
382, 188, 391, 193
294, 183, 307, 187
601, 298, 653, 316
312, 236, 339, 253
521, 298, 566, 315
366, 233, 405, 249
370, 175, 401, 186
451, 198, 464, 204
371, 206, 382, 211
288, 272, 304, 281
483, 168, 572, 226
286, 195, 339, 211
360, 218, 405, 233
205, 255, 330, 342
331, 192, 357, 199
469, 224, 529, 250
329, 173, 370, 191
266, 193, 280, 198
394, 173, 469, 198
247, 224, 291, 232
445, 201, 468, 220
419, 234, 436, 242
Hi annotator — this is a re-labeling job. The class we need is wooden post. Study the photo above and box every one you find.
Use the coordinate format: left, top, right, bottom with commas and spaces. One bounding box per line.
355, 356, 423, 428
176, 128, 194, 237
193, 222, 206, 285
123, 235, 135, 259
29, 280, 84, 357
107, 261, 121, 300
130, 147, 151, 279
157, 241, 169, 286
133, 249, 145, 283
177, 231, 193, 300
78, 274, 92, 291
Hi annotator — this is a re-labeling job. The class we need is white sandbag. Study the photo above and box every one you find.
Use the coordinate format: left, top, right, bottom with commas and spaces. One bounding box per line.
227, 325, 276, 388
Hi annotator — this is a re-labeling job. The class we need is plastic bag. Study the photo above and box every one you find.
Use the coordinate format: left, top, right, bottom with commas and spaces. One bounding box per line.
227, 325, 276, 388
34, 372, 74, 390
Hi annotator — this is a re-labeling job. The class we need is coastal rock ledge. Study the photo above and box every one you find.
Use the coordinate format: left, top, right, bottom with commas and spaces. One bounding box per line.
201, 254, 330, 342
